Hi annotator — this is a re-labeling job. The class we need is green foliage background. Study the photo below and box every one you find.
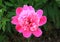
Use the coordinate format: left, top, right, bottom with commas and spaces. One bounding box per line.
0, 0, 60, 42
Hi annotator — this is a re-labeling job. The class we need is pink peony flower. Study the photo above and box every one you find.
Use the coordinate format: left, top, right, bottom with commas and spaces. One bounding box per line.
11, 5, 47, 38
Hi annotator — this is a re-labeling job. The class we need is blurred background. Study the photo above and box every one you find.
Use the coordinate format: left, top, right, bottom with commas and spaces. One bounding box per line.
0, 0, 60, 42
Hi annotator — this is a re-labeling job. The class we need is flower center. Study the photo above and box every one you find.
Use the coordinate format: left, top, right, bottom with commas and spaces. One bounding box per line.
24, 18, 37, 31
18, 14, 38, 31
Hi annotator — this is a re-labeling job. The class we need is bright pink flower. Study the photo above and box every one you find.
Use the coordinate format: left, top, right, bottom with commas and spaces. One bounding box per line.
11, 5, 47, 38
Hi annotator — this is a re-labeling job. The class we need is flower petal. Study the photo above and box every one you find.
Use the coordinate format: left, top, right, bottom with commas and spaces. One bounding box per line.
23, 5, 29, 10
29, 6, 35, 10
36, 9, 43, 18
11, 16, 18, 25
23, 5, 35, 11
23, 30, 32, 38
33, 28, 42, 37
16, 7, 22, 15
39, 16, 47, 26
15, 25, 23, 33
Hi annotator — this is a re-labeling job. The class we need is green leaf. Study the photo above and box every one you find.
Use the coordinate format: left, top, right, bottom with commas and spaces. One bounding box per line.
56, 0, 60, 7
0, 35, 5, 42
6, 22, 12, 33
0, 34, 8, 42
4, 2, 13, 6
0, 9, 2, 21
1, 18, 9, 31
42, 0, 47, 3
7, 11, 15, 18
34, 0, 47, 9
0, 24, 2, 30
43, 24, 48, 31
0, 0, 2, 6
0, 9, 2, 12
